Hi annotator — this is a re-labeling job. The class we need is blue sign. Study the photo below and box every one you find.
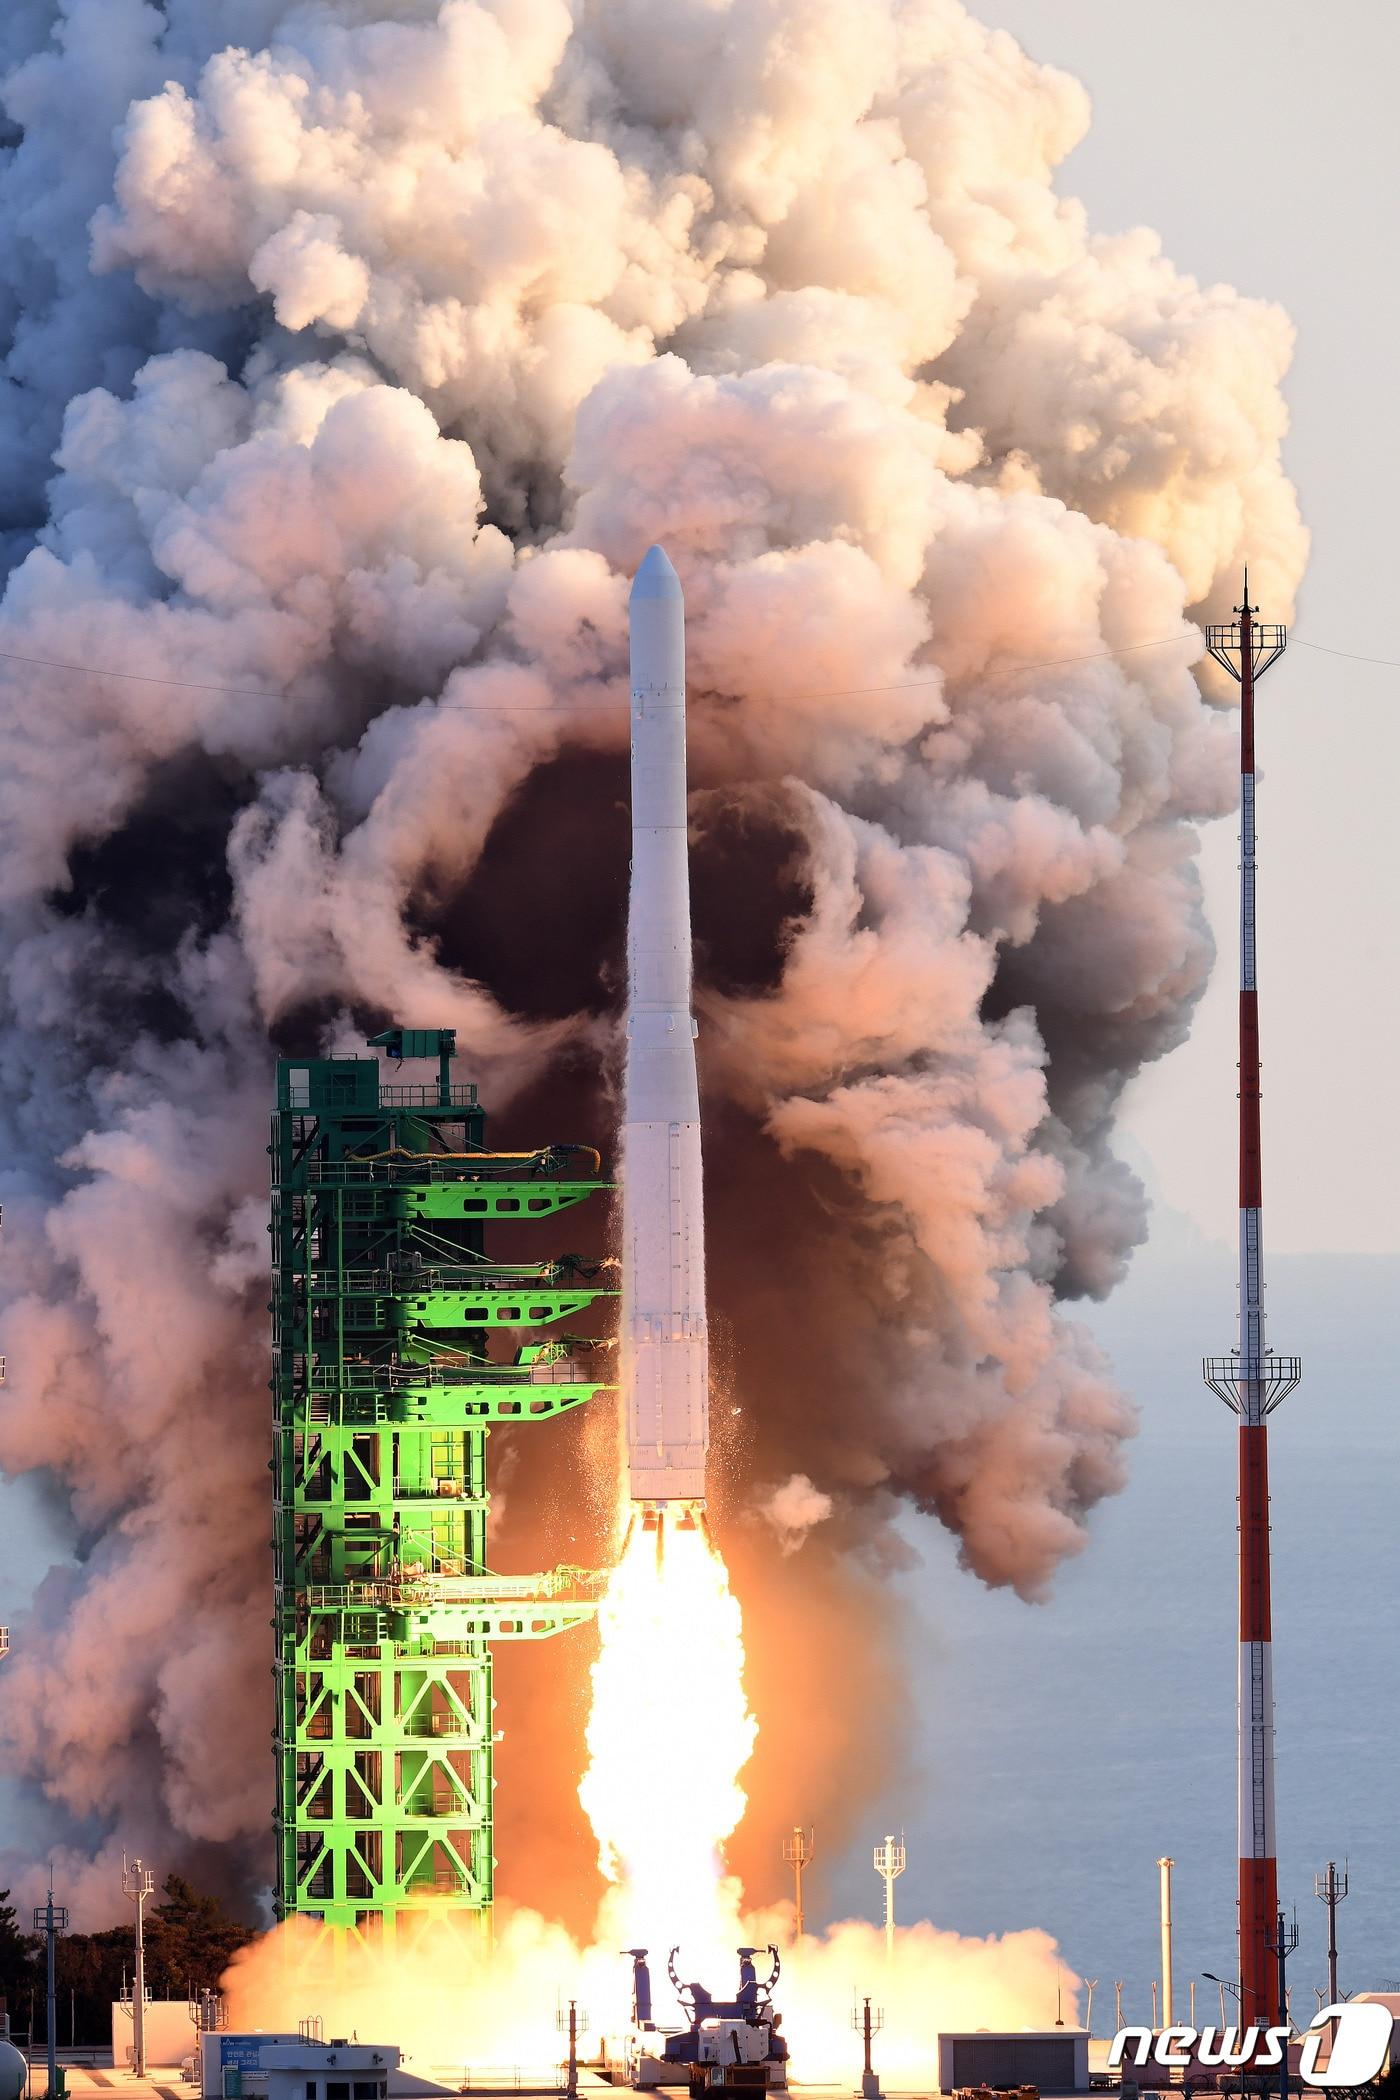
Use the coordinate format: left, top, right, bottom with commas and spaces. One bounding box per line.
220, 2037, 292, 2072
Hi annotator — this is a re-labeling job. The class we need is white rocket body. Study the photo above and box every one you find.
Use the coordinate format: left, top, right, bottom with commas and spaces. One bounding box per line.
623, 546, 708, 1506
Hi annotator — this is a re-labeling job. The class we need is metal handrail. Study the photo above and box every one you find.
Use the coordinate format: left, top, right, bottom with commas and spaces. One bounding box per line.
303, 1355, 606, 1390
1203, 1353, 1302, 1416
377, 1083, 478, 1108
298, 1264, 612, 1296
1205, 620, 1288, 682
300, 1152, 605, 1187
389, 1482, 486, 1504
384, 1713, 478, 1739
305, 1564, 601, 1610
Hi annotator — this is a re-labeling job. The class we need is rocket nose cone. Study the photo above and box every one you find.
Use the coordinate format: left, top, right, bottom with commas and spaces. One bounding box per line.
630, 543, 683, 603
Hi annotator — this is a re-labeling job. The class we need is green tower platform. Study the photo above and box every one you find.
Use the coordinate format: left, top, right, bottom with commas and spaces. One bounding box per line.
271, 1027, 613, 1944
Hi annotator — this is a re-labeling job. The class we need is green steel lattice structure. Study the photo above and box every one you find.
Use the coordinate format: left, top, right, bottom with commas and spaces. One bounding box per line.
271, 1027, 613, 1944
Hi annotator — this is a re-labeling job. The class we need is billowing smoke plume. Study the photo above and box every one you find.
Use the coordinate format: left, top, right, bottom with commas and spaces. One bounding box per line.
0, 0, 1304, 1915
220, 1900, 1077, 2083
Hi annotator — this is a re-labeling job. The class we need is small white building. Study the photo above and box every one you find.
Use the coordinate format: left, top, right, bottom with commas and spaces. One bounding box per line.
259, 2040, 396, 2100
200, 2034, 399, 2100
201, 2030, 473, 2100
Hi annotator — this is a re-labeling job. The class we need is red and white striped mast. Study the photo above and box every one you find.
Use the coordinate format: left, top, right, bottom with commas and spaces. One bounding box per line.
1204, 575, 1299, 2028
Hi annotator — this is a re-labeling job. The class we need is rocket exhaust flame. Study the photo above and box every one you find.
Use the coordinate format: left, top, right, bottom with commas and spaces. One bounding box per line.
580, 1504, 756, 1961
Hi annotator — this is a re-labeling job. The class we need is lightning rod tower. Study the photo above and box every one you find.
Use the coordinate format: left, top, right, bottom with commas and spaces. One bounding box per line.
1203, 577, 1299, 2026
121, 1857, 154, 2078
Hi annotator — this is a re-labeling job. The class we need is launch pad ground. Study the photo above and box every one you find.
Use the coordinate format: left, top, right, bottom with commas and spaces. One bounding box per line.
21, 2067, 1000, 2100
31, 2069, 204, 2100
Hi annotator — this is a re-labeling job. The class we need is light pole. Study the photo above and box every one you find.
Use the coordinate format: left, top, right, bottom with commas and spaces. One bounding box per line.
1204, 1971, 1263, 2034
1084, 1982, 1098, 2035
1265, 1911, 1299, 2100
32, 1882, 67, 2100
851, 1996, 884, 2100
555, 2000, 586, 2100
782, 1829, 814, 1938
1113, 1981, 1125, 2030
122, 1858, 154, 2077
872, 1837, 905, 1963
1314, 1864, 1349, 2006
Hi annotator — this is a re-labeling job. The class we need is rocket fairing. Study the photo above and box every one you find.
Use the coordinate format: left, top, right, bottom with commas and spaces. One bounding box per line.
623, 545, 708, 1507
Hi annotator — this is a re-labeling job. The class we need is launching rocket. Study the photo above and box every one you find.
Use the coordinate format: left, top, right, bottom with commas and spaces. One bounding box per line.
623, 546, 708, 1508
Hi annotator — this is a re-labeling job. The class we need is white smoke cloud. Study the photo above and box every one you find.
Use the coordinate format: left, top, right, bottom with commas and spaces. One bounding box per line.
759, 1474, 835, 1556
0, 0, 1305, 1913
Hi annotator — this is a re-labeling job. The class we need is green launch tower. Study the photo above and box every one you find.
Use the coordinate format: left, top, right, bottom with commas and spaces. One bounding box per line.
271, 1027, 612, 1943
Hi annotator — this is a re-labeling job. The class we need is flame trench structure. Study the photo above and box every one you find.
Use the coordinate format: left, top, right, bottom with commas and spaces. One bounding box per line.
580, 549, 756, 1953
